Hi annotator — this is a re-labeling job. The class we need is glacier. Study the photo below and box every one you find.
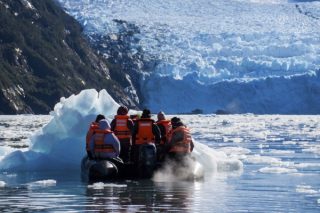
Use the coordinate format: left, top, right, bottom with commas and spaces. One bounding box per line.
56, 0, 320, 114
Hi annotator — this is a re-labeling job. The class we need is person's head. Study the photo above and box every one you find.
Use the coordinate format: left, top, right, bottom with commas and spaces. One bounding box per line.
95, 114, 105, 123
99, 119, 111, 130
157, 111, 166, 121
141, 109, 151, 118
117, 106, 128, 115
171, 117, 184, 129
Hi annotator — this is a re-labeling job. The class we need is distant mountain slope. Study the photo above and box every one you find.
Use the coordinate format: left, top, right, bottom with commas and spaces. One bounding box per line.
0, 0, 138, 114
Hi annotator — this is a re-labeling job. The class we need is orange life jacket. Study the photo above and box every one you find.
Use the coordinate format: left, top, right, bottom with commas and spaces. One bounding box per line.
135, 118, 155, 145
93, 129, 115, 154
86, 122, 99, 151
113, 115, 131, 141
169, 126, 192, 153
156, 120, 172, 144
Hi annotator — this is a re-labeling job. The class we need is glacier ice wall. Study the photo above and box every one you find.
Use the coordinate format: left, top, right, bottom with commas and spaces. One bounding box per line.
56, 0, 320, 113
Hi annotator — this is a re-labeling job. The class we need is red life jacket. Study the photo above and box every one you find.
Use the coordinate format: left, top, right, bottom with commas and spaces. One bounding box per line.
86, 122, 99, 151
93, 129, 115, 154
156, 120, 172, 144
168, 126, 192, 153
113, 115, 131, 141
135, 118, 155, 145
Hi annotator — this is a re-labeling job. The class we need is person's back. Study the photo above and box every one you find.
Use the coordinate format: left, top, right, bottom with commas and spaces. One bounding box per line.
86, 114, 105, 159
111, 106, 134, 163
166, 117, 194, 161
90, 119, 120, 160
133, 109, 161, 145
132, 109, 161, 164
156, 111, 172, 145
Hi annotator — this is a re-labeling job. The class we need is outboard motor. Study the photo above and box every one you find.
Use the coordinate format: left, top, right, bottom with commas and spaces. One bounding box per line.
138, 144, 157, 178
81, 156, 119, 182
89, 160, 118, 181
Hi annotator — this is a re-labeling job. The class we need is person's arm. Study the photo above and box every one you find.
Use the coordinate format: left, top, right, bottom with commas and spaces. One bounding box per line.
157, 124, 165, 137
152, 124, 161, 144
89, 136, 95, 159
127, 119, 134, 131
110, 119, 116, 131
190, 139, 194, 152
131, 122, 138, 145
113, 135, 121, 156
158, 124, 167, 143
170, 131, 184, 145
164, 130, 176, 152
86, 129, 92, 150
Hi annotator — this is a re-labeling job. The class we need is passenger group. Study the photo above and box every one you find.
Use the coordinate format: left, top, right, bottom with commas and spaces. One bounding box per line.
86, 106, 194, 165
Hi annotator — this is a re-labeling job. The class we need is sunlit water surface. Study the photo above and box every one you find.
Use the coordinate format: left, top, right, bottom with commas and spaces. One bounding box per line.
0, 114, 319, 212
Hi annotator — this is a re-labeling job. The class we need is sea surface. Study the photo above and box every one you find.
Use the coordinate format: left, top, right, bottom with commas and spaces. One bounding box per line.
0, 114, 320, 212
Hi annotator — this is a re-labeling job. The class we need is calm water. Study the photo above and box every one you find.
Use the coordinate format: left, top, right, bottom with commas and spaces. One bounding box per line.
0, 114, 320, 212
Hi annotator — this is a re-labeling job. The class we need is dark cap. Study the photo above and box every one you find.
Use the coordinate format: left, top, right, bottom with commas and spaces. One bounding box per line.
171, 117, 183, 128
95, 114, 105, 122
141, 109, 151, 118
117, 106, 128, 115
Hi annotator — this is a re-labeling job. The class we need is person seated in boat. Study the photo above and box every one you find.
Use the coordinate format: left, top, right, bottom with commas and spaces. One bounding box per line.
156, 111, 172, 161
110, 106, 134, 163
89, 119, 121, 161
86, 114, 105, 159
165, 117, 194, 162
132, 109, 161, 164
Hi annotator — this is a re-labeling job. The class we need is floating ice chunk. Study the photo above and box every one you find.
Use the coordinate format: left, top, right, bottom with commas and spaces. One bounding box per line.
296, 185, 318, 194
259, 167, 297, 174
0, 181, 6, 187
244, 154, 281, 164
294, 163, 320, 169
268, 149, 295, 155
193, 141, 243, 174
217, 147, 251, 156
283, 141, 297, 145
87, 182, 127, 189
302, 145, 320, 155
28, 179, 57, 188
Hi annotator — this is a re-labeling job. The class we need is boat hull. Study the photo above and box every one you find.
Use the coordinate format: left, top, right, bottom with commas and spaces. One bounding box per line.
81, 144, 204, 182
